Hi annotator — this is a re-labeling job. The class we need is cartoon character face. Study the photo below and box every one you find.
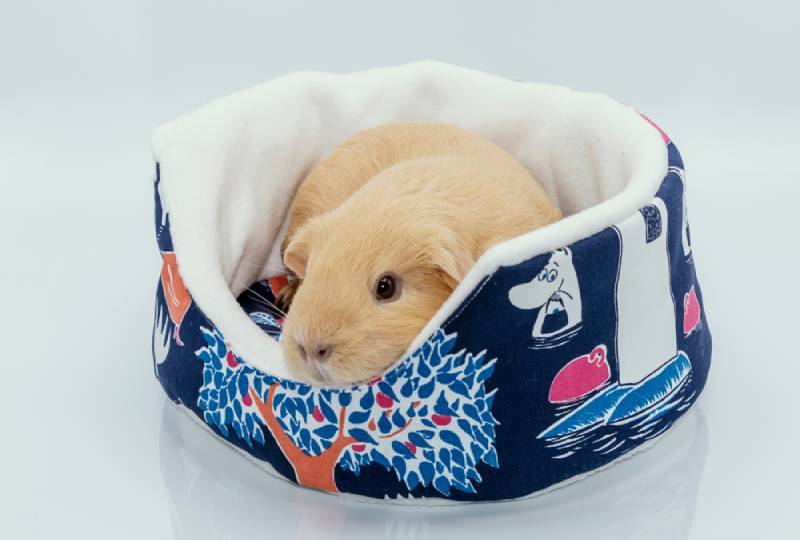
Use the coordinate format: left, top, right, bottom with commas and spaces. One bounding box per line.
509, 248, 575, 310
509, 248, 583, 341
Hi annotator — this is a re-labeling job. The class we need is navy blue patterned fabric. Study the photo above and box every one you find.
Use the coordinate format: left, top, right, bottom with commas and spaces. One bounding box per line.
152, 136, 711, 501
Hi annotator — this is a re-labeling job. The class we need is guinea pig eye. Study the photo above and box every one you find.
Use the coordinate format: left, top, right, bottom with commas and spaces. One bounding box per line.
374, 274, 401, 302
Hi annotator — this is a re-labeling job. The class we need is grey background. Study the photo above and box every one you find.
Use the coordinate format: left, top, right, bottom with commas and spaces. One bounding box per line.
1, 1, 797, 539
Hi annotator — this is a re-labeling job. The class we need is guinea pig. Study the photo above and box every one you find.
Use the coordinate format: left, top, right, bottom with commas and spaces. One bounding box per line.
278, 123, 560, 386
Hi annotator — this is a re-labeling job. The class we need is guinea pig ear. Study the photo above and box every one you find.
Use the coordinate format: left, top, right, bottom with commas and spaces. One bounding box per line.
283, 232, 311, 279
425, 228, 476, 290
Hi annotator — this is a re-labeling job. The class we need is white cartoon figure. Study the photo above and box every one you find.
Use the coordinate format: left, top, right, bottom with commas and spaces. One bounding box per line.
614, 197, 678, 384
509, 247, 582, 347
670, 166, 692, 258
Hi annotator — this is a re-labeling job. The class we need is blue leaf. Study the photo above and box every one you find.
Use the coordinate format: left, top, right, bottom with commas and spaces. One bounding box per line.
449, 380, 470, 398
439, 334, 457, 356
406, 405, 416, 418
319, 398, 337, 423
295, 397, 307, 419
467, 467, 480, 482
457, 419, 472, 435
370, 449, 390, 469
453, 465, 466, 483
214, 334, 227, 356
408, 432, 433, 449
485, 390, 497, 410
349, 428, 378, 445
440, 430, 463, 449
434, 392, 454, 415
202, 331, 216, 347
273, 392, 285, 408
254, 427, 265, 445
314, 424, 338, 439
213, 372, 223, 387
378, 413, 392, 434
224, 408, 233, 424
406, 471, 420, 492
219, 424, 229, 438
377, 382, 398, 401
219, 390, 228, 409
462, 404, 481, 422
453, 479, 475, 494
483, 447, 498, 468
233, 399, 242, 418
474, 427, 489, 449
245, 413, 254, 433
439, 447, 451, 469
338, 392, 352, 407
392, 456, 406, 479
418, 360, 431, 378
311, 439, 321, 455
392, 440, 414, 459
391, 410, 406, 428
348, 410, 370, 424
298, 428, 310, 449
237, 374, 249, 398
420, 462, 434, 486
254, 377, 263, 395
401, 378, 415, 398
203, 370, 212, 385
434, 476, 451, 496
423, 449, 435, 462
470, 442, 482, 459
418, 379, 435, 399
421, 419, 434, 428
418, 405, 429, 417
452, 448, 465, 467
360, 388, 374, 409
477, 361, 495, 383
437, 372, 457, 385
211, 352, 222, 371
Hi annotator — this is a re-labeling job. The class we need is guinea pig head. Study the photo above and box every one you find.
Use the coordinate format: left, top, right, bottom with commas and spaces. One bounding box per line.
280, 211, 474, 386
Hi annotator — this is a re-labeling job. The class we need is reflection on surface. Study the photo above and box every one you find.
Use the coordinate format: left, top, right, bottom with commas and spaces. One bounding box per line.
159, 401, 708, 540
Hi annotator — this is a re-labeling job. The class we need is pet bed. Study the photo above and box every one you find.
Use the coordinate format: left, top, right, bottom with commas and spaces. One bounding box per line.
151, 62, 711, 502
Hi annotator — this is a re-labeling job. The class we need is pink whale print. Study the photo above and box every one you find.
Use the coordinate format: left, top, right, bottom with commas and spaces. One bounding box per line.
683, 285, 702, 337
548, 345, 611, 404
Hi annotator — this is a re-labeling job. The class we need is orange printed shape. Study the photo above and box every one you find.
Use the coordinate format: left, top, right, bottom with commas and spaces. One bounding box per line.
251, 385, 355, 493
160, 252, 191, 343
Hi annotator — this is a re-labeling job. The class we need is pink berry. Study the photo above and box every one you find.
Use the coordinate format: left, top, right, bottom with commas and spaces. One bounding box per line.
376, 392, 393, 408
432, 414, 451, 426
242, 393, 252, 407
226, 351, 239, 368
405, 441, 417, 454
312, 406, 324, 422
352, 444, 366, 452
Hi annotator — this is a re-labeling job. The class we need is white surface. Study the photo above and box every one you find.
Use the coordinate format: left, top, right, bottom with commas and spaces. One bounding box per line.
1, 1, 798, 539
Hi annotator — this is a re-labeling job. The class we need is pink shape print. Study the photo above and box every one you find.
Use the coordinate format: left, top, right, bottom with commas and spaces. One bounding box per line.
683, 285, 702, 336
640, 113, 670, 144
548, 345, 611, 404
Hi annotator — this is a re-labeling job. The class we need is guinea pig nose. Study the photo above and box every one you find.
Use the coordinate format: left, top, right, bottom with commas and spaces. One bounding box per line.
311, 343, 333, 362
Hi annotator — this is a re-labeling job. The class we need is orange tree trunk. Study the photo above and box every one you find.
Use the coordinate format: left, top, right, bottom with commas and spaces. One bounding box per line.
251, 385, 355, 493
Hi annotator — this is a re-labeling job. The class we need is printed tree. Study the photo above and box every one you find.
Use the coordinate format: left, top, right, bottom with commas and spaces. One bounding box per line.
196, 326, 499, 495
